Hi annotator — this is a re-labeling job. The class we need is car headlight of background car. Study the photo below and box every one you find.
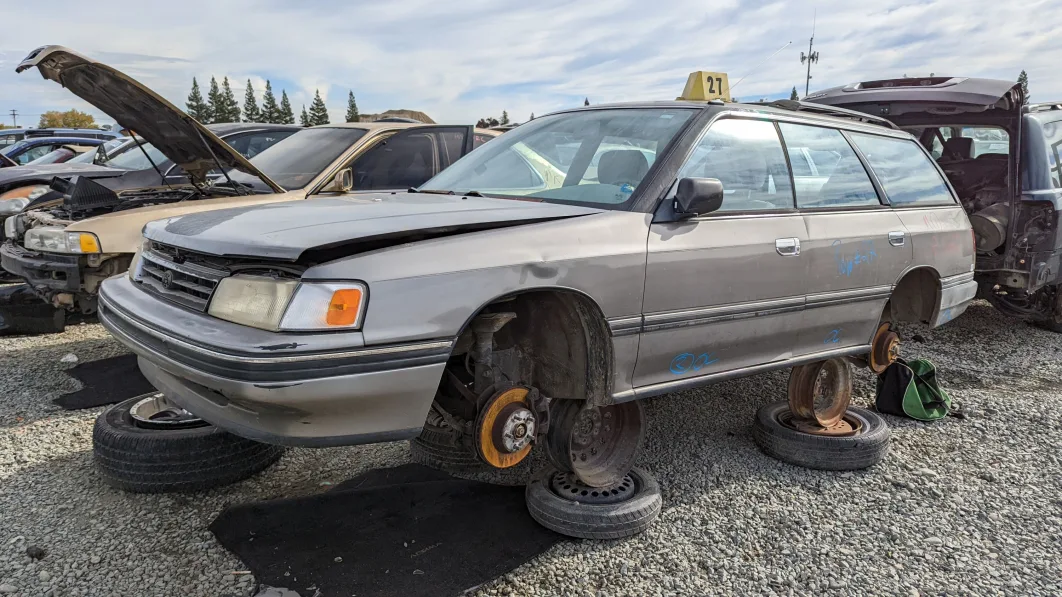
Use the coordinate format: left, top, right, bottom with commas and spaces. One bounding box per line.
0, 185, 50, 216
23, 226, 101, 254
206, 276, 368, 332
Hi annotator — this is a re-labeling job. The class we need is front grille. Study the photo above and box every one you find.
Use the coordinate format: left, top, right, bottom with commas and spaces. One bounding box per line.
135, 244, 228, 311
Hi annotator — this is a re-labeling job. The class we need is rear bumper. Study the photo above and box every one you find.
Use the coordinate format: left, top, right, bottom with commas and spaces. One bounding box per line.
98, 275, 452, 447
0, 241, 81, 292
932, 272, 978, 327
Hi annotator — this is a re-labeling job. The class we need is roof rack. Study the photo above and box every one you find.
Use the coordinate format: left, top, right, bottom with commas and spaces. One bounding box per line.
765, 100, 898, 129
1026, 102, 1062, 113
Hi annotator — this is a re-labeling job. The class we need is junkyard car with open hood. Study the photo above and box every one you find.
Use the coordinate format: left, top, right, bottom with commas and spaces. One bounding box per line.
807, 77, 1062, 331
2, 46, 496, 318
98, 99, 977, 515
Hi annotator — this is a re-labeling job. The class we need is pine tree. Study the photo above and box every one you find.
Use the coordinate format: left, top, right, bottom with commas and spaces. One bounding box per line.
584, 98, 590, 106
260, 81, 280, 124
278, 91, 295, 124
186, 78, 210, 123
308, 89, 330, 125
1018, 70, 1030, 104
242, 80, 261, 123
205, 77, 222, 125
529, 112, 535, 120
790, 86, 799, 101
300, 105, 311, 127
500, 110, 510, 125
345, 91, 360, 123
220, 77, 240, 122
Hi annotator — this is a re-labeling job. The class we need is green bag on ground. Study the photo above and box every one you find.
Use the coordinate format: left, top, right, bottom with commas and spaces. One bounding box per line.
875, 358, 951, 421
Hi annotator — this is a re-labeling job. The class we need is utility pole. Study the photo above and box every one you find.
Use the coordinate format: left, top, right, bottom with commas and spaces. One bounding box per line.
800, 11, 820, 97
8, 110, 17, 128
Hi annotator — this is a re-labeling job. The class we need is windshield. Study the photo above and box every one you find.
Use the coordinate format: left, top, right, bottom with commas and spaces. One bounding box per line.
0, 140, 29, 157
99, 141, 170, 171
419, 108, 695, 208
230, 127, 368, 190
26, 148, 77, 165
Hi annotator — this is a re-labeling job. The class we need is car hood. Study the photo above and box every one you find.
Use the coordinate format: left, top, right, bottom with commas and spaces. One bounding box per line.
16, 46, 283, 193
0, 162, 122, 186
144, 193, 605, 261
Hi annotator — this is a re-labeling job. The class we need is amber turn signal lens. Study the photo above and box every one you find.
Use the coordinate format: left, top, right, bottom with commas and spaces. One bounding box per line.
79, 234, 101, 253
326, 288, 364, 326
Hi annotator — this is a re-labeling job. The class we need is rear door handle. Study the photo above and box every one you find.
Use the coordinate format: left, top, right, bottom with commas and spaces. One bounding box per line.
888, 231, 905, 247
775, 237, 801, 256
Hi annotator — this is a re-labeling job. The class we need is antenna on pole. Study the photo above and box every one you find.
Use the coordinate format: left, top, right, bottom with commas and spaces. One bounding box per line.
799, 9, 820, 97
730, 41, 793, 93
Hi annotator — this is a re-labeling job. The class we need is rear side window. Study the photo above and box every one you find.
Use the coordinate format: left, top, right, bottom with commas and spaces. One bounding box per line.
779, 123, 880, 208
849, 133, 954, 206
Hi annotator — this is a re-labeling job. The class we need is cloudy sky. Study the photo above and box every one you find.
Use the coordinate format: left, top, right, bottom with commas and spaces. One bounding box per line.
1, 0, 1059, 128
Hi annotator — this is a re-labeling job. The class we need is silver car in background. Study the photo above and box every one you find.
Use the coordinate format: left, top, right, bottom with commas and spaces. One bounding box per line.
97, 100, 976, 492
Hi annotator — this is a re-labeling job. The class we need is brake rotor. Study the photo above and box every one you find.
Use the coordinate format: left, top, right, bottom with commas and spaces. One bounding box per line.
474, 386, 536, 468
787, 358, 852, 428
546, 399, 645, 488
869, 322, 900, 374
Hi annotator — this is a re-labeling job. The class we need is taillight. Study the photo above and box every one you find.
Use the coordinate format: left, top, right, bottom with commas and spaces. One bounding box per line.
971, 229, 977, 252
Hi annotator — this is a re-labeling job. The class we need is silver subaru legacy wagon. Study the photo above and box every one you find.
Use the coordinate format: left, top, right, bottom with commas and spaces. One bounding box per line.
97, 100, 976, 498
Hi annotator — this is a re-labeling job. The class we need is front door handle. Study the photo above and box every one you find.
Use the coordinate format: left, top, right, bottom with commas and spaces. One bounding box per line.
888, 231, 906, 247
775, 237, 801, 256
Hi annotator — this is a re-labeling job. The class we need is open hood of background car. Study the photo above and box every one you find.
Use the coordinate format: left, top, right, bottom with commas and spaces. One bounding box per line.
16, 46, 283, 193
143, 193, 605, 261
806, 77, 1024, 123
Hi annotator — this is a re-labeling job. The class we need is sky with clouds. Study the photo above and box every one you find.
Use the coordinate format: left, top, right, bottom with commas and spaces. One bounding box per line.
1, 0, 1060, 128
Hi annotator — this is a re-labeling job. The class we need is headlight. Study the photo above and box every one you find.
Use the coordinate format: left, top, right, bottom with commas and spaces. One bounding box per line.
0, 185, 50, 202
0, 198, 29, 217
23, 227, 102, 254
206, 276, 367, 332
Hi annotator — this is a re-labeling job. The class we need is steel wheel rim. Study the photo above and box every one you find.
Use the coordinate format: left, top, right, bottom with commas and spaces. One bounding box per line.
129, 393, 206, 430
546, 400, 645, 488
788, 359, 852, 428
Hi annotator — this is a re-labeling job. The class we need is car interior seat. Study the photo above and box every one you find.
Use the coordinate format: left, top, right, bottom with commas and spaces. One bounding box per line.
598, 150, 649, 188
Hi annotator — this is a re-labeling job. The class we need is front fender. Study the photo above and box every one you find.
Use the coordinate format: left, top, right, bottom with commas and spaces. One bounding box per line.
303, 211, 653, 345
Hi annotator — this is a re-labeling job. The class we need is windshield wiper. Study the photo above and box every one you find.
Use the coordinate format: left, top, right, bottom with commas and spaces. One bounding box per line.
464, 190, 485, 197
408, 187, 454, 195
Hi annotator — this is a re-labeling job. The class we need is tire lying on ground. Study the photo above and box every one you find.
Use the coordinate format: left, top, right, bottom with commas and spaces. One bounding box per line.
93, 394, 284, 493
408, 422, 486, 471
525, 466, 662, 540
752, 401, 890, 470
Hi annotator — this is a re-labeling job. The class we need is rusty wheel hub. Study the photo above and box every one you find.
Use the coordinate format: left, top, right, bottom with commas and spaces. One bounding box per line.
869, 322, 901, 374
474, 387, 536, 468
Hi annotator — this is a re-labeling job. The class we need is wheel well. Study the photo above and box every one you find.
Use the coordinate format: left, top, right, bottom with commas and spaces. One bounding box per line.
456, 289, 614, 405
887, 268, 941, 324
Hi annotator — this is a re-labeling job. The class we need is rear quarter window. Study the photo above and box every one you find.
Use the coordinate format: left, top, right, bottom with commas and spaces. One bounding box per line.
849, 133, 955, 207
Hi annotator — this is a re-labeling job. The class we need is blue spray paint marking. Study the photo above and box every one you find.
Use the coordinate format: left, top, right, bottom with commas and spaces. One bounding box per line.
824, 329, 842, 344
940, 307, 954, 323
670, 352, 719, 375
832, 239, 878, 277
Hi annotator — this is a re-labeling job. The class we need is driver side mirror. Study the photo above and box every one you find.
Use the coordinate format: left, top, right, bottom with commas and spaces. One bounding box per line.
674, 177, 724, 218
321, 168, 353, 193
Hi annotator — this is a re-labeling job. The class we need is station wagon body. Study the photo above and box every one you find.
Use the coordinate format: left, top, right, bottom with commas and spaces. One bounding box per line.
97, 100, 976, 447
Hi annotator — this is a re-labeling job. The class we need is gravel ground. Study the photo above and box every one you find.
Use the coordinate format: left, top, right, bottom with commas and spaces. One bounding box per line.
1, 301, 1060, 596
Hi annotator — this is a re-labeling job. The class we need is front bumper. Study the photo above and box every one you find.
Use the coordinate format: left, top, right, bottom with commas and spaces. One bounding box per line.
98, 275, 452, 447
0, 240, 81, 292
932, 272, 978, 327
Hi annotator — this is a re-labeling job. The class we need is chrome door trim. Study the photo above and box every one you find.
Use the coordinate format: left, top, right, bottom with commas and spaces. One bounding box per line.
613, 344, 870, 402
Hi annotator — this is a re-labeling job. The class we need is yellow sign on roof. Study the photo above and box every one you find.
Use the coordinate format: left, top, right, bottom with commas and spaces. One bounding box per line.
677, 71, 730, 102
